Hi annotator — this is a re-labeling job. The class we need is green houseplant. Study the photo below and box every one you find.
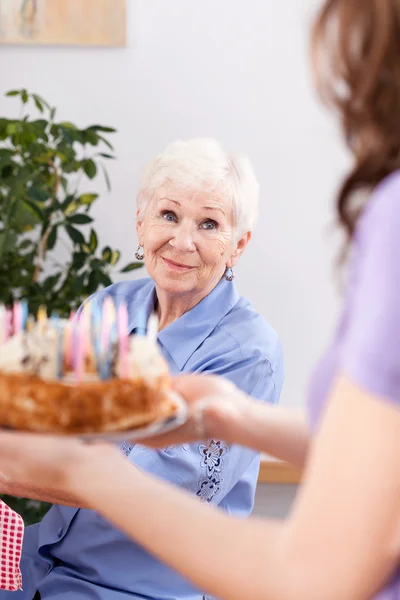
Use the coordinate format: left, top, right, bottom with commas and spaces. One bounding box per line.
0, 88, 142, 523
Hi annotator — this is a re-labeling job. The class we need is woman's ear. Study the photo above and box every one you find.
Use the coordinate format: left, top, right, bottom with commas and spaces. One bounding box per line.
136, 209, 144, 246
227, 232, 251, 268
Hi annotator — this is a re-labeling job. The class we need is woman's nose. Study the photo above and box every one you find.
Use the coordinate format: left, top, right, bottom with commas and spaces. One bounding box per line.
169, 224, 196, 253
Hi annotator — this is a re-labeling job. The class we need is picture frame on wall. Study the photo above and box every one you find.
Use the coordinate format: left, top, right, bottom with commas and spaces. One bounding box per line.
0, 0, 126, 47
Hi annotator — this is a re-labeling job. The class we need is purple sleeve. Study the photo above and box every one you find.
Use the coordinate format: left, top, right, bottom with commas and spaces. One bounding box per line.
340, 172, 400, 402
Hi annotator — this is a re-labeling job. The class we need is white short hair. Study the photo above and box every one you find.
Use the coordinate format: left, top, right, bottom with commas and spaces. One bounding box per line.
137, 138, 259, 237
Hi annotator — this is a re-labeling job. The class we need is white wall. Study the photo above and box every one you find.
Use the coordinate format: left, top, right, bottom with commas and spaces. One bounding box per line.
0, 0, 350, 410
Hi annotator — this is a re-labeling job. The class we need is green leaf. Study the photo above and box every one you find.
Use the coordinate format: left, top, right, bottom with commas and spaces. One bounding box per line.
100, 164, 111, 191
65, 225, 85, 245
1, 164, 13, 178
102, 246, 112, 263
87, 270, 100, 294
97, 135, 114, 151
42, 273, 62, 292
47, 227, 58, 250
6, 123, 17, 136
67, 214, 93, 225
90, 258, 103, 269
5, 90, 20, 97
0, 148, 13, 159
120, 262, 142, 273
110, 249, 121, 265
57, 125, 72, 144
79, 193, 98, 206
82, 159, 97, 179
97, 270, 113, 288
87, 125, 116, 133
33, 96, 43, 112
18, 239, 33, 251
22, 199, 44, 220
30, 120, 48, 138
60, 177, 68, 193
75, 272, 87, 290
72, 252, 87, 270
89, 229, 98, 252
59, 121, 77, 130
98, 153, 115, 159
27, 187, 49, 202
81, 129, 99, 146
61, 195, 76, 211
21, 90, 29, 104
64, 201, 79, 216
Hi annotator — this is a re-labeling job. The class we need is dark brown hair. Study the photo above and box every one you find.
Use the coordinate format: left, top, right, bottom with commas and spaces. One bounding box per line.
312, 0, 400, 241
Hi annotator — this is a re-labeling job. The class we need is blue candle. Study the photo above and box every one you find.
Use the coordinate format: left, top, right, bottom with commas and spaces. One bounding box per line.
91, 300, 103, 377
20, 300, 28, 331
136, 308, 147, 336
51, 315, 64, 380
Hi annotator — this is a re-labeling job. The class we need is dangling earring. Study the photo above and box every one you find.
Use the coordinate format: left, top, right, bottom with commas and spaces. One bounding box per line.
135, 245, 144, 261
224, 267, 234, 281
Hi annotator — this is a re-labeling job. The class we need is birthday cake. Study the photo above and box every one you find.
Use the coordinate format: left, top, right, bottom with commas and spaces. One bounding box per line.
0, 300, 177, 435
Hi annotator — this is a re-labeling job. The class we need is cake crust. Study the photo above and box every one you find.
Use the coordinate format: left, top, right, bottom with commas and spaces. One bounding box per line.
0, 371, 176, 434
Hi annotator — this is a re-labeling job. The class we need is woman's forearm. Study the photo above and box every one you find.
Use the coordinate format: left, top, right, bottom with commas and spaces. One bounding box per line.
79, 459, 285, 600
224, 400, 310, 469
0, 481, 84, 507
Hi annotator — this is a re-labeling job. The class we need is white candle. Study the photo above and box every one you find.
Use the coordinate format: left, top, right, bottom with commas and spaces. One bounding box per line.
0, 305, 5, 347
146, 313, 159, 343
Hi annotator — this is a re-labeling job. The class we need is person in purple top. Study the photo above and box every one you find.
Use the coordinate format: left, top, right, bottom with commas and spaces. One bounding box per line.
1, 0, 400, 598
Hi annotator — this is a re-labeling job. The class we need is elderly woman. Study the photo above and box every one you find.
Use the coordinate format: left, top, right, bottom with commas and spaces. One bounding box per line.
0, 138, 283, 600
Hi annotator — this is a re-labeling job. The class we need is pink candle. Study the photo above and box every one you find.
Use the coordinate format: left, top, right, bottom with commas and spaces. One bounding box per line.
13, 303, 22, 335
101, 297, 115, 352
117, 303, 129, 378
0, 306, 5, 347
64, 322, 73, 371
79, 305, 91, 369
74, 324, 85, 383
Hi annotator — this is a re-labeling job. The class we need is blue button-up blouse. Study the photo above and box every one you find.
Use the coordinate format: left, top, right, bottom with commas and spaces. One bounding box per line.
2, 278, 284, 600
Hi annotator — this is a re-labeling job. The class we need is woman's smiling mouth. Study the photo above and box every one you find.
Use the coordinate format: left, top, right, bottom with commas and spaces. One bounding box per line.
162, 257, 196, 271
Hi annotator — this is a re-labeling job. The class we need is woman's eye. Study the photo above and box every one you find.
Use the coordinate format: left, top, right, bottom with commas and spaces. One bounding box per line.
161, 211, 177, 222
201, 219, 218, 231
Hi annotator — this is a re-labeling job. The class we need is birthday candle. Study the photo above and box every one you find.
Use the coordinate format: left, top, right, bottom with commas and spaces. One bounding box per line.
51, 315, 64, 380
26, 315, 35, 332
146, 313, 159, 343
64, 321, 73, 371
74, 323, 85, 383
91, 301, 103, 377
37, 305, 47, 324
101, 297, 117, 379
0, 305, 5, 346
13, 302, 22, 335
3, 309, 12, 343
117, 302, 129, 378
20, 300, 28, 331
136, 309, 147, 336
101, 297, 115, 353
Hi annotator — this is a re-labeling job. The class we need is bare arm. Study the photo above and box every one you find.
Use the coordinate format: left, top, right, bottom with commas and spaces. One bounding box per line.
0, 480, 83, 507
219, 398, 310, 469
74, 375, 400, 600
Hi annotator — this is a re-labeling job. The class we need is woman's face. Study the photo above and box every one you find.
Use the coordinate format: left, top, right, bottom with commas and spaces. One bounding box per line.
137, 183, 250, 298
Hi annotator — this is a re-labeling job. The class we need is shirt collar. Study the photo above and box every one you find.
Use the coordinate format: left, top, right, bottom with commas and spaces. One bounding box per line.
127, 278, 240, 370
